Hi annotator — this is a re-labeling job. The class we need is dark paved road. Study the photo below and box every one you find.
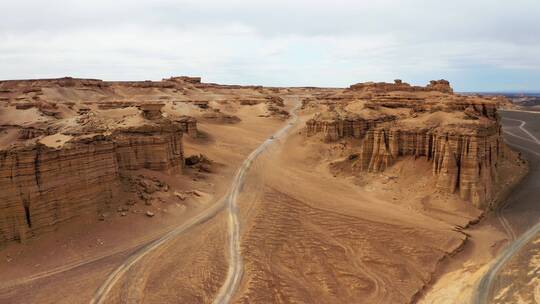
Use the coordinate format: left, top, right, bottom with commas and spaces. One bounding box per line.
474, 110, 540, 304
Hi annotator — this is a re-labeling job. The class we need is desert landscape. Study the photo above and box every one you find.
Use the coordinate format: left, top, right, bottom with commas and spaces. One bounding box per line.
0, 75, 537, 304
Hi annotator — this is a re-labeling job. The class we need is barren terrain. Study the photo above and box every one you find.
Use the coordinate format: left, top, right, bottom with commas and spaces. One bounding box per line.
0, 77, 531, 303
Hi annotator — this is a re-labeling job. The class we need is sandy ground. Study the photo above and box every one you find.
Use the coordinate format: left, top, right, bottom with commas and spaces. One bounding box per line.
0, 99, 285, 303
224, 107, 479, 303
419, 110, 540, 304
489, 235, 540, 303
0, 84, 533, 303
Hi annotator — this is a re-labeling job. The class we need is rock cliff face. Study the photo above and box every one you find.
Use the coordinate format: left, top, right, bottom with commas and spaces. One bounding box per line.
174, 116, 198, 138
114, 124, 184, 174
349, 79, 453, 94
139, 103, 165, 120
306, 79, 509, 209
0, 123, 184, 244
355, 126, 503, 208
0, 138, 120, 243
306, 114, 396, 142
0, 75, 290, 245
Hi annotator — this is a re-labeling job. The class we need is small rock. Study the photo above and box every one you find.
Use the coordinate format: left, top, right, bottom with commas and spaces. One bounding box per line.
174, 191, 186, 201
185, 155, 201, 166
139, 193, 151, 201
348, 154, 359, 160
120, 212, 127, 217
146, 211, 155, 217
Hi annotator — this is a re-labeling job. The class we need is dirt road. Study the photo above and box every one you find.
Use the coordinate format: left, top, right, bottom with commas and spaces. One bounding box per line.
212, 98, 301, 304
88, 98, 301, 304
90, 199, 227, 304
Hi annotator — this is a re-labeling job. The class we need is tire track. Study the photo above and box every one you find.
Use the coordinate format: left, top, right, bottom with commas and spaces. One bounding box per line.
496, 198, 516, 241
502, 117, 540, 144
474, 115, 540, 304
503, 130, 539, 145
90, 199, 226, 304
497, 119, 540, 242
0, 219, 212, 293
212, 99, 301, 304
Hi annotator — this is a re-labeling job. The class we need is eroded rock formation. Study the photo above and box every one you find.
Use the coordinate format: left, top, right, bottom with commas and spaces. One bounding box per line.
0, 138, 121, 243
349, 79, 453, 94
354, 125, 504, 207
0, 75, 283, 245
0, 121, 184, 244
306, 79, 511, 209
306, 113, 396, 142
173, 116, 198, 138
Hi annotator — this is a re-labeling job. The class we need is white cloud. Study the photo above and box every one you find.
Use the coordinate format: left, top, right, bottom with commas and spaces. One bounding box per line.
1, 0, 539, 91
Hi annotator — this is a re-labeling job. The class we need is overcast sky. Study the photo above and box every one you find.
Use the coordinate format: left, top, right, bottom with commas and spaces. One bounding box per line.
1, 0, 539, 91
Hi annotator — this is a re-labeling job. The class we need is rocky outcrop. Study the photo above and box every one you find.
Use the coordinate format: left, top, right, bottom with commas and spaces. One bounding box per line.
0, 138, 120, 244
201, 109, 240, 124
306, 114, 396, 142
307, 79, 511, 209
426, 80, 453, 93
349, 79, 453, 94
114, 123, 184, 174
354, 125, 503, 208
18, 127, 46, 140
309, 119, 505, 209
139, 103, 165, 120
0, 77, 107, 89
0, 122, 184, 245
174, 116, 198, 138
0, 76, 204, 92
164, 76, 202, 84
97, 101, 138, 110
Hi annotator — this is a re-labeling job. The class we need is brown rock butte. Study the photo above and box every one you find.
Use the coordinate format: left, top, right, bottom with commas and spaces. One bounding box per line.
0, 121, 184, 244
0, 75, 288, 245
173, 115, 198, 138
306, 80, 510, 209
349, 79, 453, 94
0, 76, 516, 248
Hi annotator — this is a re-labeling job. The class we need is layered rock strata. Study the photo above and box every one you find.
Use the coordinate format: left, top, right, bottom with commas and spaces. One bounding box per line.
139, 103, 165, 120
306, 114, 396, 142
349, 79, 453, 93
307, 79, 509, 209
354, 125, 503, 208
0, 123, 184, 244
114, 123, 184, 174
0, 138, 120, 244
174, 116, 198, 138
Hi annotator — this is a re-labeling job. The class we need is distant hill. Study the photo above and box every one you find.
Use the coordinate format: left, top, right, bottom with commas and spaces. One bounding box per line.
460, 92, 540, 110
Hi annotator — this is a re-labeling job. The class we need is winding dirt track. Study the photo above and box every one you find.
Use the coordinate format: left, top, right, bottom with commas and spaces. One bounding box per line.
474, 113, 540, 304
89, 199, 227, 304
212, 99, 301, 304
89, 98, 301, 304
